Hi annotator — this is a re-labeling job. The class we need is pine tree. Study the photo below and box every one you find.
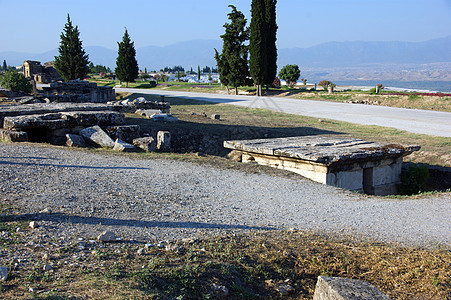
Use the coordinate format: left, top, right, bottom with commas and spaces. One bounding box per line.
249, 0, 277, 96
115, 28, 139, 88
2, 60, 7, 71
54, 14, 90, 81
215, 5, 250, 95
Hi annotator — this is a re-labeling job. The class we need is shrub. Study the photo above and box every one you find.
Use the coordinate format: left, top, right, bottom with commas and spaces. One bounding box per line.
148, 80, 157, 87
318, 80, 336, 91
272, 77, 281, 88
399, 164, 430, 195
278, 64, 301, 88
369, 87, 377, 94
0, 70, 32, 93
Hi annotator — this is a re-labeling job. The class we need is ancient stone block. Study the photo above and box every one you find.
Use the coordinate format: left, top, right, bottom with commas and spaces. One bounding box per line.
0, 129, 28, 142
80, 125, 114, 148
61, 111, 125, 127
66, 134, 89, 148
3, 113, 68, 130
211, 114, 221, 120
113, 139, 136, 152
313, 276, 391, 300
150, 114, 178, 122
157, 131, 171, 152
106, 125, 141, 143
133, 137, 156, 152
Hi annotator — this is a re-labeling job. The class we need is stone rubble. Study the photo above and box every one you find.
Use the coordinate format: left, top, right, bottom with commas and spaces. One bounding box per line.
80, 125, 115, 148
113, 138, 136, 152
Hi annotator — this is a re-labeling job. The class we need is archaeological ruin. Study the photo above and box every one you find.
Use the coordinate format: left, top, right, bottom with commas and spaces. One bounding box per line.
23, 60, 62, 83
224, 136, 420, 195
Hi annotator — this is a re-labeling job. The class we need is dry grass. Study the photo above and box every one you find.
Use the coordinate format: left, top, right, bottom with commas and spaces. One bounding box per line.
0, 227, 449, 299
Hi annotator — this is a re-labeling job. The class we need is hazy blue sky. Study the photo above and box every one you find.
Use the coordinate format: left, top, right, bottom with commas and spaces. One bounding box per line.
1, 0, 450, 53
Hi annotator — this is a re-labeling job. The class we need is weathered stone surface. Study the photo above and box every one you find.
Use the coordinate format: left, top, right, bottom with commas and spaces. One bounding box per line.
113, 139, 136, 152
108, 98, 170, 113
80, 125, 115, 148
136, 109, 162, 118
133, 137, 156, 152
61, 111, 125, 127
106, 125, 141, 143
313, 276, 391, 300
3, 113, 68, 130
0, 266, 8, 281
66, 134, 89, 148
149, 113, 178, 122
97, 231, 119, 242
29, 221, 38, 229
0, 129, 28, 142
41, 80, 115, 103
43, 264, 52, 272
224, 136, 420, 195
157, 131, 171, 151
0, 102, 112, 125
224, 136, 420, 165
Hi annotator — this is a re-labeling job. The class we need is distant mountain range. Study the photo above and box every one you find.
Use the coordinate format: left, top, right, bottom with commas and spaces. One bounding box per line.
1, 35, 450, 81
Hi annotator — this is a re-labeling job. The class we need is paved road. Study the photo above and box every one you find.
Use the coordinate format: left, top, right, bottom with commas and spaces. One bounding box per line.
116, 88, 451, 137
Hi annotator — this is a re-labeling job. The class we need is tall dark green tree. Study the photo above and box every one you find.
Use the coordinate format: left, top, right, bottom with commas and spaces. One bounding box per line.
54, 14, 90, 81
215, 5, 250, 95
2, 60, 7, 71
115, 28, 139, 87
264, 0, 278, 88
249, 0, 277, 96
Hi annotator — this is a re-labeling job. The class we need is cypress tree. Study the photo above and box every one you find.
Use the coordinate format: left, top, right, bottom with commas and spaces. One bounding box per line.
115, 28, 139, 88
264, 0, 277, 89
197, 65, 201, 81
2, 60, 7, 71
249, 0, 267, 96
250, 0, 277, 95
215, 5, 250, 95
54, 14, 90, 81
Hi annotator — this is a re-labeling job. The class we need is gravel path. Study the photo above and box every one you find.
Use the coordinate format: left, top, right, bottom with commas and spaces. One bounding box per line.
1, 142, 449, 248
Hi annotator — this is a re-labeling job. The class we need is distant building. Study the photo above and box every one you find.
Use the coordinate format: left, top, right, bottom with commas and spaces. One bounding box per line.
23, 60, 62, 83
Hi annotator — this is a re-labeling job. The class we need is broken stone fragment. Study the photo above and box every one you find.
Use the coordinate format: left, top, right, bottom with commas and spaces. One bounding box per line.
29, 221, 38, 229
0, 129, 28, 142
97, 231, 118, 242
43, 264, 52, 272
113, 139, 136, 152
106, 125, 141, 143
313, 276, 391, 300
133, 137, 156, 152
211, 284, 229, 296
150, 114, 178, 122
80, 125, 115, 148
211, 114, 220, 120
66, 134, 89, 148
157, 131, 171, 152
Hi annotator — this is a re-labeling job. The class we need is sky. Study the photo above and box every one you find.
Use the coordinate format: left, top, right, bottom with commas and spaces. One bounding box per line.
1, 0, 450, 53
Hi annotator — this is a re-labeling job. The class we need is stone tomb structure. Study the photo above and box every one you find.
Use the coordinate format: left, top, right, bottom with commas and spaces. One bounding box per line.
41, 80, 115, 103
224, 136, 420, 195
23, 60, 62, 83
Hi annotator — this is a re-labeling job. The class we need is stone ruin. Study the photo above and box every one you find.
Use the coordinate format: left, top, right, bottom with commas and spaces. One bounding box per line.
23, 60, 62, 84
224, 136, 420, 195
0, 96, 175, 153
41, 80, 115, 103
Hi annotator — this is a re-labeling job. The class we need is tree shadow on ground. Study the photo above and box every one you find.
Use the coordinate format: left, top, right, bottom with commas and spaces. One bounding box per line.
1, 213, 274, 232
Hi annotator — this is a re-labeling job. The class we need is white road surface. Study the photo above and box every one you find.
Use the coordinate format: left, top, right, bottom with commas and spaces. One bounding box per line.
116, 88, 451, 137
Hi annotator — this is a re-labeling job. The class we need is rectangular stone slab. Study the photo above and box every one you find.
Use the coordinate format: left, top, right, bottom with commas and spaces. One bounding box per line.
224, 136, 420, 166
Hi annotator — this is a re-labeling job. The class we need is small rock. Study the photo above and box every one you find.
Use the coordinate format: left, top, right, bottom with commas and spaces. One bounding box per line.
137, 248, 146, 255
144, 243, 154, 249
113, 138, 136, 152
211, 114, 220, 120
39, 208, 52, 214
42, 253, 50, 260
211, 284, 229, 296
29, 221, 38, 229
97, 231, 118, 242
0, 266, 8, 281
276, 284, 295, 296
43, 264, 52, 271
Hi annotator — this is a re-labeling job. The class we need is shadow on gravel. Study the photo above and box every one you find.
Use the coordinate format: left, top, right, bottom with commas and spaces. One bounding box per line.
0, 160, 149, 170
2, 213, 275, 231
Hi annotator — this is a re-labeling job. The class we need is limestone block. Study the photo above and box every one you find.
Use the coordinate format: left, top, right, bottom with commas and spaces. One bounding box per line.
150, 114, 178, 122
0, 129, 28, 142
313, 276, 391, 300
3, 113, 67, 130
80, 125, 114, 148
106, 125, 141, 143
61, 111, 125, 127
157, 131, 171, 152
133, 137, 156, 152
113, 138, 136, 152
66, 134, 89, 148
211, 114, 221, 120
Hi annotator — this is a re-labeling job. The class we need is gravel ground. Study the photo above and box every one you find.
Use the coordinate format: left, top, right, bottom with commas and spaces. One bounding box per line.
1, 142, 449, 248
